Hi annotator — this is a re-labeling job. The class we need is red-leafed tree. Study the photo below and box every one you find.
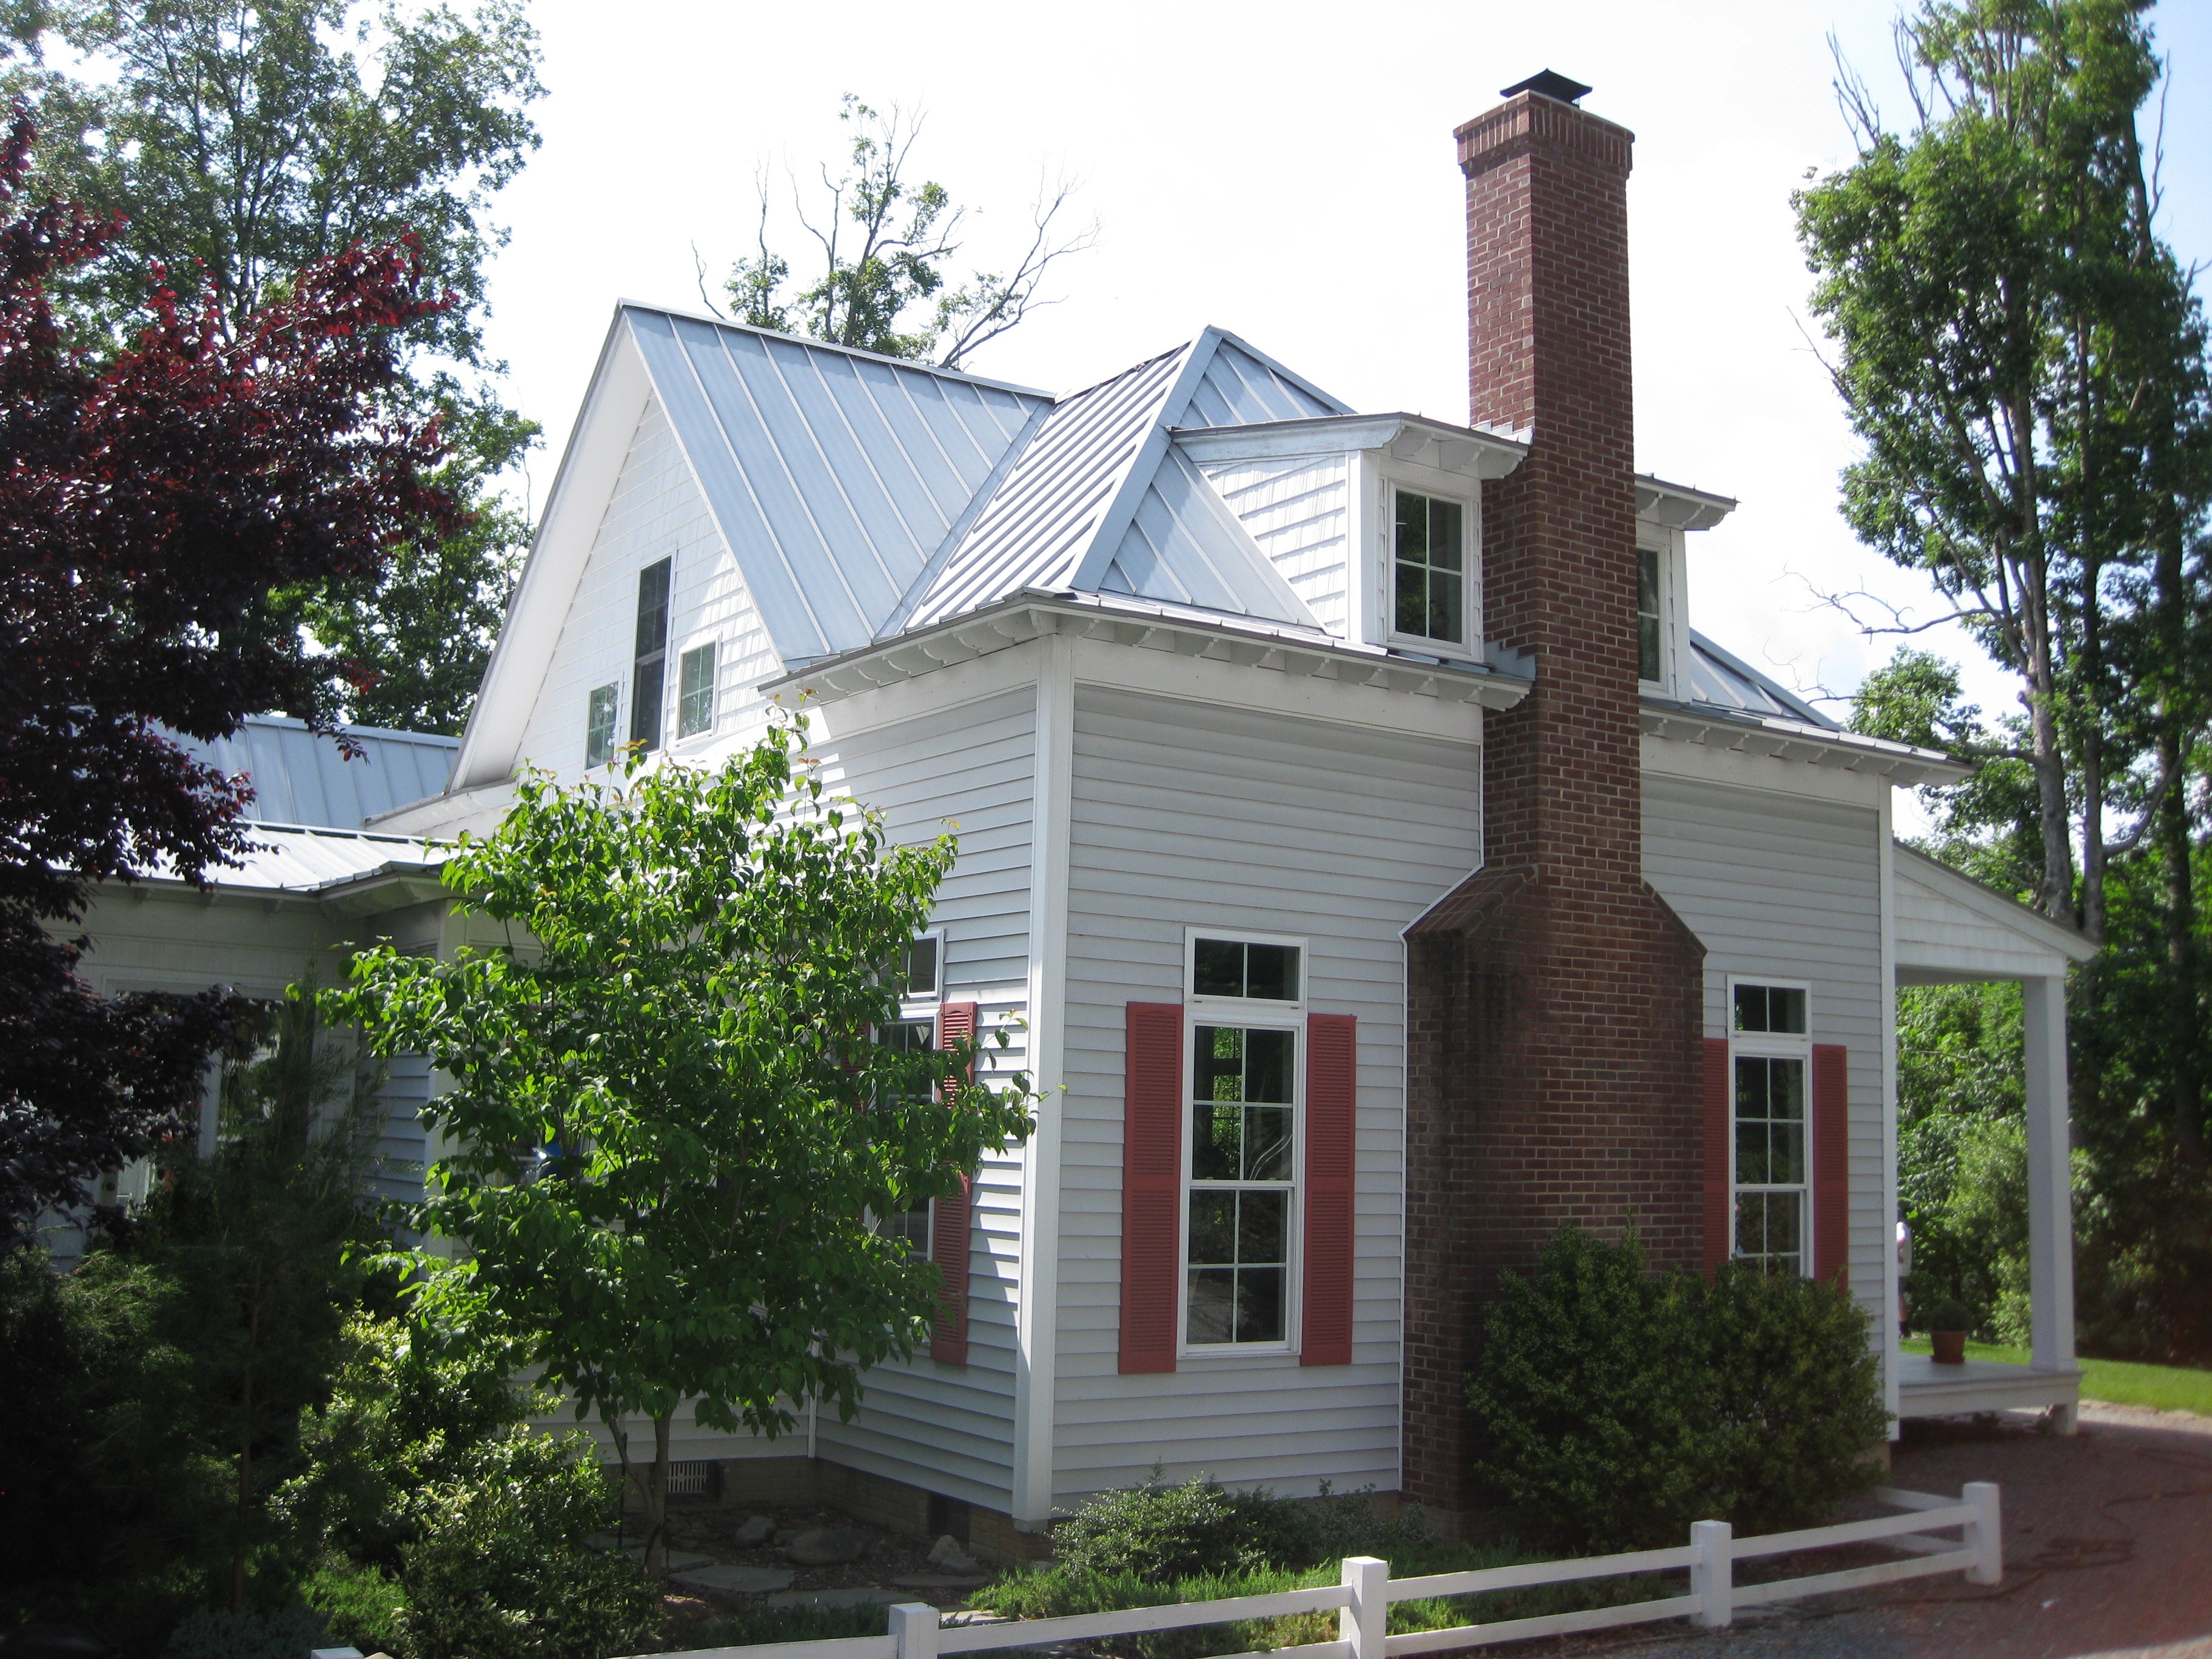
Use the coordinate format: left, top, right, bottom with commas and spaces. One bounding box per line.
0, 107, 460, 1238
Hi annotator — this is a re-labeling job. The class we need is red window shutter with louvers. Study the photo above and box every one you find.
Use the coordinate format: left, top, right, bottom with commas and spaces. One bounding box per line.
928, 1001, 979, 1365
1301, 1012, 1357, 1366
1812, 1042, 1850, 1291
1120, 1002, 1184, 1374
1703, 1037, 1732, 1275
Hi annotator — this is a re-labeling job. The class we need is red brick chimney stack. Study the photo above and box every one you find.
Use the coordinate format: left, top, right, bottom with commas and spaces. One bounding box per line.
1399, 76, 1706, 1520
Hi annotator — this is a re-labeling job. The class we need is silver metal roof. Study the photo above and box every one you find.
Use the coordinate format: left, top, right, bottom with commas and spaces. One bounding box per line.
170, 716, 457, 828
623, 306, 1051, 661
898, 329, 1344, 631
1684, 631, 1837, 728
143, 822, 441, 896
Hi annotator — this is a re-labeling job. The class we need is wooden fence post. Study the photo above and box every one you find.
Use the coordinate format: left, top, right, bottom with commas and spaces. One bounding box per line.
1963, 1483, 2003, 1585
1690, 1520, 1733, 1627
891, 1601, 940, 1659
1341, 1555, 1388, 1659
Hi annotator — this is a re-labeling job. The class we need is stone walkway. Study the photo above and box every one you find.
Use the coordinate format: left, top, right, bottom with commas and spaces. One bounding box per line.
1586, 1403, 2212, 1659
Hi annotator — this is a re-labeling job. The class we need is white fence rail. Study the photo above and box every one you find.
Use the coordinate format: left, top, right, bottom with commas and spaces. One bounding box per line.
635, 1483, 2002, 1659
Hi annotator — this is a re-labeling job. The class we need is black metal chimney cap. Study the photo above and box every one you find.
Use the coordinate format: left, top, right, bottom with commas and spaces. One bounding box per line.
1500, 70, 1592, 105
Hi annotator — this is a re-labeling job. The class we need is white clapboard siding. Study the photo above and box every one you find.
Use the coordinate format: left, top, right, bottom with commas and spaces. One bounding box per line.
371, 1050, 433, 1208
1201, 455, 1350, 637
513, 395, 782, 780
796, 686, 1041, 1513
1641, 775, 1888, 1328
1054, 684, 1481, 1503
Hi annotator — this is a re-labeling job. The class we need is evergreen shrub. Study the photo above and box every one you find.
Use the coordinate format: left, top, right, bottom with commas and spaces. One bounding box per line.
1467, 1227, 1888, 1550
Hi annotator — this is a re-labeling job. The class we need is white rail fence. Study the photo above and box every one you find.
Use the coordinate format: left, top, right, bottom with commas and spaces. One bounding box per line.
638, 1483, 2000, 1659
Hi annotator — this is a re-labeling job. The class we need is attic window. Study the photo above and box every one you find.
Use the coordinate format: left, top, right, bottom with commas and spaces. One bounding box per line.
1637, 547, 1663, 682
585, 683, 619, 768
1392, 489, 1466, 646
629, 558, 672, 752
677, 642, 717, 739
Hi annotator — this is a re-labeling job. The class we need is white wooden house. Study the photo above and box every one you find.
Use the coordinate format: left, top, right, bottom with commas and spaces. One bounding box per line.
69, 74, 2096, 1547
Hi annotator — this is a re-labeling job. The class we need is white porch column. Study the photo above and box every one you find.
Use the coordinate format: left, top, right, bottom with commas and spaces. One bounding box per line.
2021, 973, 2076, 1378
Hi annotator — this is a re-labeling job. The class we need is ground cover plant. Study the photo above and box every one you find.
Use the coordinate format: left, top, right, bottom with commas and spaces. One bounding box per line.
971, 1476, 1672, 1659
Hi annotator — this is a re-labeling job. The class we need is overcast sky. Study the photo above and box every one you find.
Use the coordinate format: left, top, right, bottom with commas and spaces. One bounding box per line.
477, 0, 2212, 743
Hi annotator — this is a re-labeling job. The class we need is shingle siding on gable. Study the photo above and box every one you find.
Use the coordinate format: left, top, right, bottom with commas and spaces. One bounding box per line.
1053, 685, 1480, 1503
1640, 776, 1888, 1331
1199, 455, 1351, 635
805, 686, 1040, 1514
514, 397, 776, 776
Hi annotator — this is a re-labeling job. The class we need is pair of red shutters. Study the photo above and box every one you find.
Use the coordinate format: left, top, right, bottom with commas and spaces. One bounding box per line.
1119, 1004, 1357, 1374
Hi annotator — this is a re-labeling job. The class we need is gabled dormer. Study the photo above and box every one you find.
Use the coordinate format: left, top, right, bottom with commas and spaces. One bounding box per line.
1176, 415, 1527, 662
1632, 475, 1735, 700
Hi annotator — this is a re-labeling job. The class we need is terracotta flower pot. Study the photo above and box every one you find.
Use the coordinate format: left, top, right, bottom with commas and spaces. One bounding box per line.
1931, 1329, 1968, 1364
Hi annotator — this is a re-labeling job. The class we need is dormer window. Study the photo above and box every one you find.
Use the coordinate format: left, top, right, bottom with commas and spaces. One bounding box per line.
1637, 546, 1663, 683
1392, 488, 1467, 646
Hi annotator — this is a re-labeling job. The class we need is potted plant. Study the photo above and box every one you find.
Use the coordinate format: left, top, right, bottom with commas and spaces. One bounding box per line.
1923, 1298, 1974, 1364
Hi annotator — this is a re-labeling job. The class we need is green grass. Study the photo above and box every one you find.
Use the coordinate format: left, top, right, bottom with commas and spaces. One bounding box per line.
1901, 1336, 2212, 1415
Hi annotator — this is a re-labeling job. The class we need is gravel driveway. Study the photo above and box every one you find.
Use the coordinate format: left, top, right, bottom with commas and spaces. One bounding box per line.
1554, 1402, 2212, 1659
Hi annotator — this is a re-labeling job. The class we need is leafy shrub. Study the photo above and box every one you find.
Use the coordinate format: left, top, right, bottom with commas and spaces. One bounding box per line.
1464, 1227, 1709, 1549
1920, 1297, 1974, 1333
397, 1430, 659, 1659
1701, 1262, 1890, 1535
163, 1604, 327, 1659
1468, 1227, 1888, 1550
304, 1560, 408, 1657
1050, 1474, 1300, 1580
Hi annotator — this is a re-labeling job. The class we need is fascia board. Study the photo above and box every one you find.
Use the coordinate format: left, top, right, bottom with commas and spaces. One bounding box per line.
1064, 334, 1218, 596
1892, 842, 2098, 962
1640, 697, 1972, 783
1175, 414, 1528, 480
451, 310, 650, 791
1635, 473, 1738, 531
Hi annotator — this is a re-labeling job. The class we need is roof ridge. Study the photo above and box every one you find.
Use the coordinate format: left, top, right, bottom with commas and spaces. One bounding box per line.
613, 298, 1055, 400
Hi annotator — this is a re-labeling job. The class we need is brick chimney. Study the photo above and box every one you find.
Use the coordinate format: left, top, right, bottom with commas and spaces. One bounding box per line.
1399, 76, 1706, 1518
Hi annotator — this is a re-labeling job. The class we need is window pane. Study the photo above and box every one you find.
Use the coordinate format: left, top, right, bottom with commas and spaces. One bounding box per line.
1191, 1099, 1241, 1181
879, 1202, 932, 1258
1429, 499, 1464, 574
1733, 984, 1767, 1032
630, 659, 664, 751
1638, 615, 1662, 683
1245, 1107, 1294, 1181
1238, 1190, 1287, 1264
1770, 1122, 1805, 1185
1244, 943, 1299, 1002
1736, 1056, 1769, 1117
1428, 572, 1464, 643
1395, 562, 1426, 636
1193, 938, 1244, 997
1244, 1028, 1293, 1103
1187, 1269, 1236, 1344
1235, 1267, 1287, 1342
1395, 492, 1429, 561
677, 642, 717, 737
1772, 987, 1808, 1034
586, 683, 618, 769
1736, 1120, 1768, 1185
1769, 1057, 1805, 1119
1188, 1191, 1236, 1265
904, 936, 939, 999
1195, 1025, 1244, 1103
634, 558, 672, 660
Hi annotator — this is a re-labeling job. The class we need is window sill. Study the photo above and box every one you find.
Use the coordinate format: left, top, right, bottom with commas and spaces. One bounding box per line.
1175, 1343, 1302, 1365
1387, 632, 1483, 666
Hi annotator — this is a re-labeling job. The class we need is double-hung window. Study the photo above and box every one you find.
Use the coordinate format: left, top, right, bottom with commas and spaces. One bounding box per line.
677, 640, 717, 739
873, 933, 946, 1257
1731, 980, 1810, 1276
629, 558, 672, 752
585, 682, 620, 769
1392, 488, 1467, 648
1184, 933, 1303, 1349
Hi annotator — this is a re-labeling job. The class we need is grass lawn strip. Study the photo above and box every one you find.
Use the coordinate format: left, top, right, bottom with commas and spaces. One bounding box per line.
1899, 1337, 2212, 1416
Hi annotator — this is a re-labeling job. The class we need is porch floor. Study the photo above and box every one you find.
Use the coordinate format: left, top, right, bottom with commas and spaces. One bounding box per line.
1896, 1351, 2080, 1419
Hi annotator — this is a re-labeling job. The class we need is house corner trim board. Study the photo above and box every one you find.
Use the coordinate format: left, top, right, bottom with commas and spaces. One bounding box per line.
1012, 634, 1074, 1527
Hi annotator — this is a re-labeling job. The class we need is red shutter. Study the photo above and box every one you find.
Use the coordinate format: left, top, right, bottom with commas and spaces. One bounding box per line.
1302, 1013, 1357, 1366
1812, 1042, 1849, 1290
928, 1002, 979, 1364
1703, 1037, 1732, 1275
1120, 1002, 1184, 1374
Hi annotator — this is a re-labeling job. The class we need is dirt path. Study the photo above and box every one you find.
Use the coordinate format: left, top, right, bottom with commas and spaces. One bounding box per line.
1570, 1403, 2212, 1659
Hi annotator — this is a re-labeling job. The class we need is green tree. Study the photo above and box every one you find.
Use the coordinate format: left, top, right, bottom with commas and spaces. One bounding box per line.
334, 717, 1036, 1567
4, 0, 546, 732
725, 93, 1094, 369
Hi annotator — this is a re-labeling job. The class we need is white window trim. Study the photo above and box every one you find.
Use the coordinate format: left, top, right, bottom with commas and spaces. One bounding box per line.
671, 634, 722, 749
1726, 974, 1813, 1275
1179, 927, 1307, 1359
1635, 526, 1692, 698
899, 928, 947, 1019
1381, 478, 1483, 663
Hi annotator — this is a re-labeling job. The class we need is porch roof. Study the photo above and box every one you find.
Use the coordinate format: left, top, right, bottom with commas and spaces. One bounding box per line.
1894, 843, 2096, 985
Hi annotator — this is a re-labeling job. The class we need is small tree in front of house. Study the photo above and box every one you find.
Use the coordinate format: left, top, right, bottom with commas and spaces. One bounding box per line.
334, 717, 1034, 1567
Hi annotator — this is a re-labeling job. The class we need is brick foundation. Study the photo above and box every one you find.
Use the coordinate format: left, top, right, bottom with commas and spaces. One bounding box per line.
1399, 85, 1706, 1517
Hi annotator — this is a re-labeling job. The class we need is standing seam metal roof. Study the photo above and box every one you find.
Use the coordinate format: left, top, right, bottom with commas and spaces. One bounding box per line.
623, 307, 1052, 662
169, 715, 457, 828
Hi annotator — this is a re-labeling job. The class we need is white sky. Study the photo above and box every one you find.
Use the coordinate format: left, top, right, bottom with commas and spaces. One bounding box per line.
478, 0, 2212, 748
